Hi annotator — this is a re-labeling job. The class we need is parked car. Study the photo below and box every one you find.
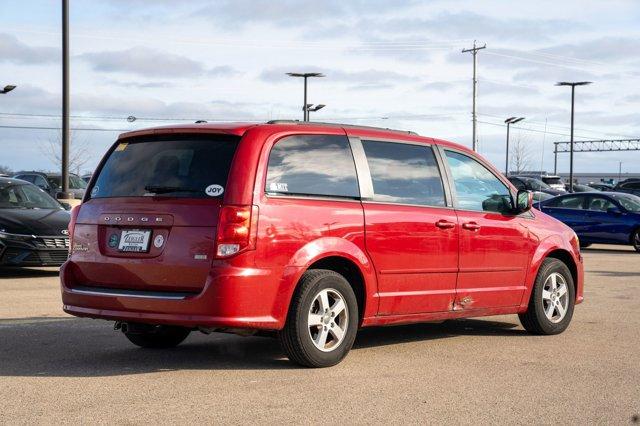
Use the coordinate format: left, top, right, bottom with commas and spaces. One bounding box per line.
532, 191, 555, 202
614, 178, 640, 197
0, 177, 71, 267
61, 121, 583, 367
508, 176, 565, 196
540, 175, 566, 191
535, 192, 640, 252
81, 173, 92, 184
568, 183, 599, 193
12, 171, 87, 199
588, 183, 614, 191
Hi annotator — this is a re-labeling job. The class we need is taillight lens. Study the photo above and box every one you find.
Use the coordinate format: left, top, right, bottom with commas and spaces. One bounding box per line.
68, 205, 81, 250
215, 205, 258, 258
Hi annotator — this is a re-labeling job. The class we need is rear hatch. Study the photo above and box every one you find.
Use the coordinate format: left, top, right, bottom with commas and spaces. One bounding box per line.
69, 133, 239, 293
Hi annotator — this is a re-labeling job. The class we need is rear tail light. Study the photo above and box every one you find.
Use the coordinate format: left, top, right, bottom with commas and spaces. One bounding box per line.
215, 205, 258, 258
68, 205, 81, 250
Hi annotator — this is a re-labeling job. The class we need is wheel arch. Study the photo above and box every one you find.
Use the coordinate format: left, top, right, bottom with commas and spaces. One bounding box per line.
520, 237, 582, 311
273, 237, 378, 328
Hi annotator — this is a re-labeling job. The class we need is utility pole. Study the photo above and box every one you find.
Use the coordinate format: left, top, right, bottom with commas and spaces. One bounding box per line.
618, 162, 622, 181
555, 81, 592, 193
462, 40, 486, 152
61, 0, 71, 199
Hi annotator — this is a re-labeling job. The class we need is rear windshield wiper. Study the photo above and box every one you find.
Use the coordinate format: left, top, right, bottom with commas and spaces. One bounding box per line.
144, 185, 200, 194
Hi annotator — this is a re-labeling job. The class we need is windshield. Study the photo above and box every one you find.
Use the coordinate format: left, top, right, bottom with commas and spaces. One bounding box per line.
0, 183, 62, 209
611, 194, 640, 212
90, 135, 239, 199
47, 175, 87, 190
542, 177, 564, 185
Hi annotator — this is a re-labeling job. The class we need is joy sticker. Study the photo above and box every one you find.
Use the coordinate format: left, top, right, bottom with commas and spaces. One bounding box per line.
205, 184, 224, 197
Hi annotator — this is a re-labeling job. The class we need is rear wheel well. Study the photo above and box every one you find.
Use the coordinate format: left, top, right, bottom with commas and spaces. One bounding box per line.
629, 226, 640, 244
545, 249, 578, 296
307, 256, 366, 325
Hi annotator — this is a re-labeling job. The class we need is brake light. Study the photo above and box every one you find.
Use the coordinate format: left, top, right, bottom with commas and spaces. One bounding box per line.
215, 205, 258, 258
68, 205, 80, 249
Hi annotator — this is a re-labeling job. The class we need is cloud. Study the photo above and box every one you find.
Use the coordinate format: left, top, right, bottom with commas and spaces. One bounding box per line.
538, 37, 640, 63
193, 0, 418, 27
0, 33, 58, 64
79, 47, 237, 78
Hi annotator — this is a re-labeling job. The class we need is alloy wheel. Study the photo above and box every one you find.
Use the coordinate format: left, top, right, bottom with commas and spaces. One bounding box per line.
307, 288, 349, 352
542, 272, 569, 323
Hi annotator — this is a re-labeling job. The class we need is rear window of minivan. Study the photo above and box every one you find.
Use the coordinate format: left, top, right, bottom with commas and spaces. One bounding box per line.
89, 134, 239, 199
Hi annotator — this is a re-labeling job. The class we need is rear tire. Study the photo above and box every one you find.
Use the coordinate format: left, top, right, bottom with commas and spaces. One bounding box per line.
632, 229, 640, 253
519, 258, 575, 335
278, 269, 358, 368
124, 325, 190, 348
579, 243, 591, 249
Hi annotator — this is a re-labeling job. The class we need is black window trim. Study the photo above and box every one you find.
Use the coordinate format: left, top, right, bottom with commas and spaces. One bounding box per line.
438, 145, 526, 216
263, 133, 361, 201
544, 194, 587, 210
353, 136, 453, 209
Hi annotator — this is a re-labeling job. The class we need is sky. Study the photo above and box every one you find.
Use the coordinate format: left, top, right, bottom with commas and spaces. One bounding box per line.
1, 0, 639, 176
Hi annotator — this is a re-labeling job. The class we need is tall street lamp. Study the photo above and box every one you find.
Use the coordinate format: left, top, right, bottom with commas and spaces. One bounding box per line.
504, 117, 525, 176
556, 81, 592, 192
286, 72, 325, 121
0, 85, 17, 94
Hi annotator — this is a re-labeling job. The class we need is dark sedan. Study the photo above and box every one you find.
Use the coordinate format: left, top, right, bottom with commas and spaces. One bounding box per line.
535, 192, 640, 252
508, 176, 565, 196
0, 177, 71, 267
614, 179, 640, 197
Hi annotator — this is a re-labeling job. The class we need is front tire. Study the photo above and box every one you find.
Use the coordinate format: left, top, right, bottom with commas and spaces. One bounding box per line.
278, 269, 358, 368
124, 325, 191, 348
519, 258, 575, 335
632, 229, 640, 253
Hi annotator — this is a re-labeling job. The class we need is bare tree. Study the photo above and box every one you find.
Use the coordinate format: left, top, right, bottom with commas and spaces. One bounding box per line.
39, 131, 92, 175
510, 134, 532, 174
0, 165, 12, 175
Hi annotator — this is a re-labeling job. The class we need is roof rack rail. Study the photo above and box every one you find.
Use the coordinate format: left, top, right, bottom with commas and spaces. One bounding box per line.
266, 120, 419, 136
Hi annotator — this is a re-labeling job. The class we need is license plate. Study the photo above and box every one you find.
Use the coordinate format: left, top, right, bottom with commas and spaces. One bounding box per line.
118, 229, 151, 252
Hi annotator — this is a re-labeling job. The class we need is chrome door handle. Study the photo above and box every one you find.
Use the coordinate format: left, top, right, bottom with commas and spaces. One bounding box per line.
462, 222, 481, 231
435, 220, 456, 229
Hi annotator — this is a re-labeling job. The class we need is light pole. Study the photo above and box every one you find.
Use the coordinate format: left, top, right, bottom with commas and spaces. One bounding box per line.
0, 85, 16, 94
504, 117, 525, 176
556, 81, 592, 192
60, 0, 72, 200
286, 72, 325, 121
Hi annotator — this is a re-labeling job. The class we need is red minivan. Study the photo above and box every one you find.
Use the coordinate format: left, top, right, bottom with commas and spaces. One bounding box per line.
61, 121, 584, 367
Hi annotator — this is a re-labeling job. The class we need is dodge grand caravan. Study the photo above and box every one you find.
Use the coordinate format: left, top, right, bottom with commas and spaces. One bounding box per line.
61, 121, 584, 367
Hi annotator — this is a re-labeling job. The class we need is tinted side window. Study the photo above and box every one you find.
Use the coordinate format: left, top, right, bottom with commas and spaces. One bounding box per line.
445, 150, 511, 213
586, 196, 616, 212
266, 135, 359, 198
546, 196, 585, 209
361, 140, 445, 206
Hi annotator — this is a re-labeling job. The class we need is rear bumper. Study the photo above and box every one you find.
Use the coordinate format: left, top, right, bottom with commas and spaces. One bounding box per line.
60, 260, 283, 330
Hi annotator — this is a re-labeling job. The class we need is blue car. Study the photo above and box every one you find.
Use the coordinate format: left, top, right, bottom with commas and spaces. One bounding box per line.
535, 192, 640, 252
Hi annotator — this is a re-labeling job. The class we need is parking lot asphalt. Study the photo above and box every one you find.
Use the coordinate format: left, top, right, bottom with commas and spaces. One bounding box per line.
0, 245, 638, 424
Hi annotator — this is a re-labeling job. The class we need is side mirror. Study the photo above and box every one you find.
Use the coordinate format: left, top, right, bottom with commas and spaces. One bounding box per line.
37, 184, 48, 190
607, 207, 622, 215
515, 190, 533, 213
60, 202, 72, 211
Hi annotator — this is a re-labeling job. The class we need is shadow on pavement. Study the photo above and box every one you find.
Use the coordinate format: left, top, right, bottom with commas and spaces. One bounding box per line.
0, 316, 522, 377
590, 270, 640, 278
0, 267, 60, 279
354, 319, 523, 349
582, 247, 636, 255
